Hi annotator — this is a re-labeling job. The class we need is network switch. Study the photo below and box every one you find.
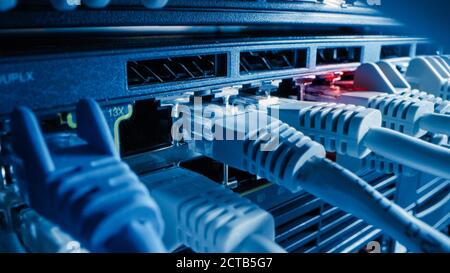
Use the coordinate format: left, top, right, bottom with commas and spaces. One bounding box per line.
0, 0, 449, 255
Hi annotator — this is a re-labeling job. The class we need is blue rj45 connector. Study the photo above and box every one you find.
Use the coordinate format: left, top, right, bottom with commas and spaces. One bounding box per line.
10, 99, 166, 253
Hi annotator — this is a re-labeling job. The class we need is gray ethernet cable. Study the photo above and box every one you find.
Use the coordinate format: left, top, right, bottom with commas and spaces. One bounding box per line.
337, 91, 450, 137
140, 167, 286, 253
354, 61, 450, 113
267, 101, 450, 180
177, 104, 450, 252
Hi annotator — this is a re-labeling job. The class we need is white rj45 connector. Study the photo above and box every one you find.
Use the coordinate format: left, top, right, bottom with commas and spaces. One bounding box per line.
175, 101, 450, 252
354, 61, 450, 114
338, 91, 450, 137
266, 101, 450, 180
141, 167, 286, 253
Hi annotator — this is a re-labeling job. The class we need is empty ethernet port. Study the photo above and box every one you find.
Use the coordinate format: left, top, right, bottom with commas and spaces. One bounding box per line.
127, 54, 227, 88
380, 44, 411, 59
240, 49, 307, 74
316, 46, 362, 65
119, 99, 173, 157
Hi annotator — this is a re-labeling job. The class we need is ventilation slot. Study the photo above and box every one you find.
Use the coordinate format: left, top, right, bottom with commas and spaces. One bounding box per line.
240, 49, 307, 74
316, 46, 362, 66
414, 183, 450, 215
380, 44, 411, 59
127, 54, 227, 88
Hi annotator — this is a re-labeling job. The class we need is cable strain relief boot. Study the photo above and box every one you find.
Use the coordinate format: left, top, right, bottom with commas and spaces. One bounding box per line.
241, 119, 326, 193
270, 102, 382, 158
367, 94, 435, 137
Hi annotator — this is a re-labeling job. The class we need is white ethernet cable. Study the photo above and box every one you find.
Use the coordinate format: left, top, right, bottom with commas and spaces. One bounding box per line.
266, 101, 450, 180
177, 104, 450, 252
354, 61, 450, 114
232, 95, 448, 176
360, 126, 448, 176
337, 91, 450, 137
140, 167, 286, 253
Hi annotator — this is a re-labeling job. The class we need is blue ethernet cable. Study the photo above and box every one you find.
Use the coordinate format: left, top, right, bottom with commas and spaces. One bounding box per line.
268, 101, 450, 180
140, 167, 285, 253
10, 99, 166, 253
181, 107, 450, 252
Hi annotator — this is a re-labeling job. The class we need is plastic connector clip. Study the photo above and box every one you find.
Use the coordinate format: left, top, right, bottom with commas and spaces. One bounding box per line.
354, 61, 450, 112
10, 99, 166, 253
141, 167, 285, 253
406, 57, 450, 100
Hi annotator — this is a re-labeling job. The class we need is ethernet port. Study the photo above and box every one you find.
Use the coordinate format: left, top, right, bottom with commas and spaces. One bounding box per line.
380, 44, 411, 59
119, 99, 173, 157
316, 46, 362, 65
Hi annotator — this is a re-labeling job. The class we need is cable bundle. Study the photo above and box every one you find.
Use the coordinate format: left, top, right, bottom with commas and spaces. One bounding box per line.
11, 99, 166, 252
181, 105, 450, 252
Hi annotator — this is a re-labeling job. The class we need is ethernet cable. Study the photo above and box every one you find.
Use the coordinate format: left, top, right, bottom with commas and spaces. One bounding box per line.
15, 208, 87, 253
237, 95, 450, 177
337, 91, 450, 137
140, 167, 286, 253
179, 105, 450, 252
396, 89, 450, 115
346, 129, 447, 176
0, 181, 86, 253
9, 99, 166, 253
267, 101, 450, 180
354, 61, 450, 113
